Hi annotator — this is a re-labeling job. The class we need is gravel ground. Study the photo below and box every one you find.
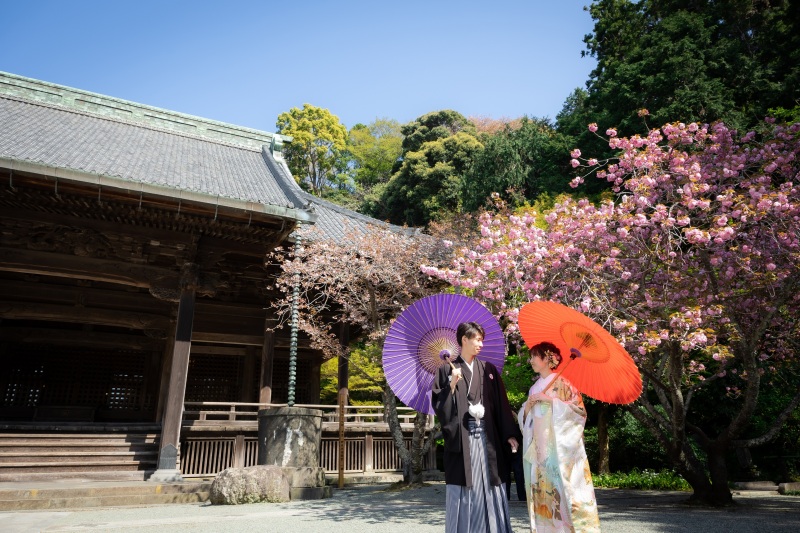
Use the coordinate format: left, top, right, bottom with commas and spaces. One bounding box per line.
4, 483, 800, 533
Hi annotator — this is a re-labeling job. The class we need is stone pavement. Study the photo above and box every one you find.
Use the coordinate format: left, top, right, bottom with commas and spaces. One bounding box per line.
3, 482, 800, 533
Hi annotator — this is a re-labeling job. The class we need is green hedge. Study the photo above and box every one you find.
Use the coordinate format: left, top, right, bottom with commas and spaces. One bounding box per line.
592, 469, 691, 491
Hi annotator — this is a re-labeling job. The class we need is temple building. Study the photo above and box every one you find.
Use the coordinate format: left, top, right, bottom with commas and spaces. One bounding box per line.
0, 71, 425, 481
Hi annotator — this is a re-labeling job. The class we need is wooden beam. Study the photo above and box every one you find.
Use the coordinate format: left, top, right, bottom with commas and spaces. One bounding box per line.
190, 345, 249, 356
0, 327, 163, 350
0, 247, 178, 289
0, 279, 172, 314
191, 332, 264, 345
191, 331, 316, 351
0, 207, 198, 247
0, 301, 170, 330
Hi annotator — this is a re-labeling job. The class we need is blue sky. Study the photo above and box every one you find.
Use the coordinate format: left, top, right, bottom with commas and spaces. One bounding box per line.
2, 1, 597, 132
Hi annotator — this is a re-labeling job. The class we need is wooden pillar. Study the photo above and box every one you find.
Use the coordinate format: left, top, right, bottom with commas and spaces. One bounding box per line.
151, 285, 196, 482
259, 317, 276, 405
155, 332, 175, 423
233, 434, 246, 468
364, 434, 374, 472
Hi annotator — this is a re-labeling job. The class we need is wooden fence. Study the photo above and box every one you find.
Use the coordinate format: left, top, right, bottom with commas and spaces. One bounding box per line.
179, 402, 437, 477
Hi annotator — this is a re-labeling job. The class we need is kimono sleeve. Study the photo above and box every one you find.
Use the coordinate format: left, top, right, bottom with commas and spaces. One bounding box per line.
551, 377, 587, 452
431, 364, 461, 452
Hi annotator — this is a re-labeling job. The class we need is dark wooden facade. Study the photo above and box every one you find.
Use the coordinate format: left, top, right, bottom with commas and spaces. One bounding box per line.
0, 72, 332, 479
0, 172, 321, 422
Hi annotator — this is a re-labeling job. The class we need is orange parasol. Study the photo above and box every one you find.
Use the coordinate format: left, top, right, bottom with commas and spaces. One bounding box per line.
518, 301, 642, 404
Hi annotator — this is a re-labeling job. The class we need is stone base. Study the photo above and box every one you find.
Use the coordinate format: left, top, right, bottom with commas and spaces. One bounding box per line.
281, 466, 330, 500
282, 466, 326, 488
148, 469, 185, 483
779, 482, 800, 494
733, 481, 778, 491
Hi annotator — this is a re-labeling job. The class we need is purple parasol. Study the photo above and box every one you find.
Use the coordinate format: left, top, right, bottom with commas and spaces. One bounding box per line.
382, 294, 506, 414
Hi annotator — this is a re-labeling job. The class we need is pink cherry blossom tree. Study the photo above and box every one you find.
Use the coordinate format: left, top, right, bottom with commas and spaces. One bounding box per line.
271, 223, 446, 484
424, 118, 800, 505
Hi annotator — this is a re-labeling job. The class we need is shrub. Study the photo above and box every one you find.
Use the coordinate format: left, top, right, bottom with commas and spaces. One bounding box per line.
592, 469, 691, 491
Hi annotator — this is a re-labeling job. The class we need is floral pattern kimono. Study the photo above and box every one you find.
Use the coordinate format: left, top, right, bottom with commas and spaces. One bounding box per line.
518, 374, 601, 533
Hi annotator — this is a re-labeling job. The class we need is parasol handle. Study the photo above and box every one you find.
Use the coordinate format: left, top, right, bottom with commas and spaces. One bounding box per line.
540, 348, 580, 395
439, 350, 458, 372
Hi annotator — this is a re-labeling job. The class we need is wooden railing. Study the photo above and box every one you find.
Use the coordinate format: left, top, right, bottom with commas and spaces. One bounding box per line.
180, 434, 436, 477
179, 402, 438, 477
182, 402, 435, 430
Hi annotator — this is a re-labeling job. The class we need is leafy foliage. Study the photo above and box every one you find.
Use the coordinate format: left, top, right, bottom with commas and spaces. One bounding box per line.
500, 351, 535, 412
376, 131, 483, 226
582, 0, 800, 138
319, 342, 386, 405
348, 120, 403, 189
463, 117, 575, 211
592, 469, 691, 491
424, 117, 800, 505
371, 110, 483, 226
276, 103, 349, 196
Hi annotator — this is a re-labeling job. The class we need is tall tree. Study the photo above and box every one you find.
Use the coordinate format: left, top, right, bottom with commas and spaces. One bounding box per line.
276, 103, 349, 196
463, 117, 576, 211
399, 109, 477, 154
372, 110, 483, 226
424, 118, 800, 505
346, 119, 403, 212
582, 0, 800, 137
271, 225, 447, 484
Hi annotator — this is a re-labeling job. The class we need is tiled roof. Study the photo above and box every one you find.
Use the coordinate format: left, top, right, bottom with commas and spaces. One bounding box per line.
0, 71, 410, 242
0, 95, 305, 212
297, 192, 416, 243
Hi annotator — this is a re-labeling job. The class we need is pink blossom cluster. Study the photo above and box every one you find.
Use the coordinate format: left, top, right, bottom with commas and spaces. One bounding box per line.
425, 118, 800, 387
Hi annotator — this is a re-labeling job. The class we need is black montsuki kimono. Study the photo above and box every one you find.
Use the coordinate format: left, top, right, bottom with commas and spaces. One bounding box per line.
432, 356, 520, 487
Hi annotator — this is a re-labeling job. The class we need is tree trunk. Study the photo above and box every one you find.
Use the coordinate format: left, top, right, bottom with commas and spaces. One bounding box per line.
675, 456, 713, 504
383, 385, 434, 485
383, 385, 412, 482
409, 412, 428, 485
705, 443, 734, 506
597, 403, 610, 474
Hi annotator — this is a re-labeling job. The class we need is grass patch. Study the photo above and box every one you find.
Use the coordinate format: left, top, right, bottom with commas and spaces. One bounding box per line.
593, 469, 691, 491
784, 490, 800, 496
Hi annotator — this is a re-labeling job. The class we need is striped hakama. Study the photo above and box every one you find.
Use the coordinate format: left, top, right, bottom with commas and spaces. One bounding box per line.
445, 417, 514, 533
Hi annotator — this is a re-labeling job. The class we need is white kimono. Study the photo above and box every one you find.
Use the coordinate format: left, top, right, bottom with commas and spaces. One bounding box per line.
518, 374, 600, 533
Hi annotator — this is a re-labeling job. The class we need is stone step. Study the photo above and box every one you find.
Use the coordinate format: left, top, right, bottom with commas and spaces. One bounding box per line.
0, 462, 155, 473
0, 444, 157, 453
733, 481, 780, 491
0, 433, 158, 445
0, 482, 211, 510
0, 470, 154, 482
0, 451, 157, 463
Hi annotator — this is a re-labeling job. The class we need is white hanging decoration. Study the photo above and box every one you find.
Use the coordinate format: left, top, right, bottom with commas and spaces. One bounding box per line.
468, 402, 485, 420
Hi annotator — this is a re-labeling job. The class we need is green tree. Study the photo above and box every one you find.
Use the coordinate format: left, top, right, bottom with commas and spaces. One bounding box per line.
276, 103, 349, 196
463, 117, 575, 211
399, 109, 477, 155
347, 119, 403, 190
555, 88, 590, 136
319, 342, 386, 405
373, 110, 482, 226
582, 0, 800, 136
379, 132, 483, 226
